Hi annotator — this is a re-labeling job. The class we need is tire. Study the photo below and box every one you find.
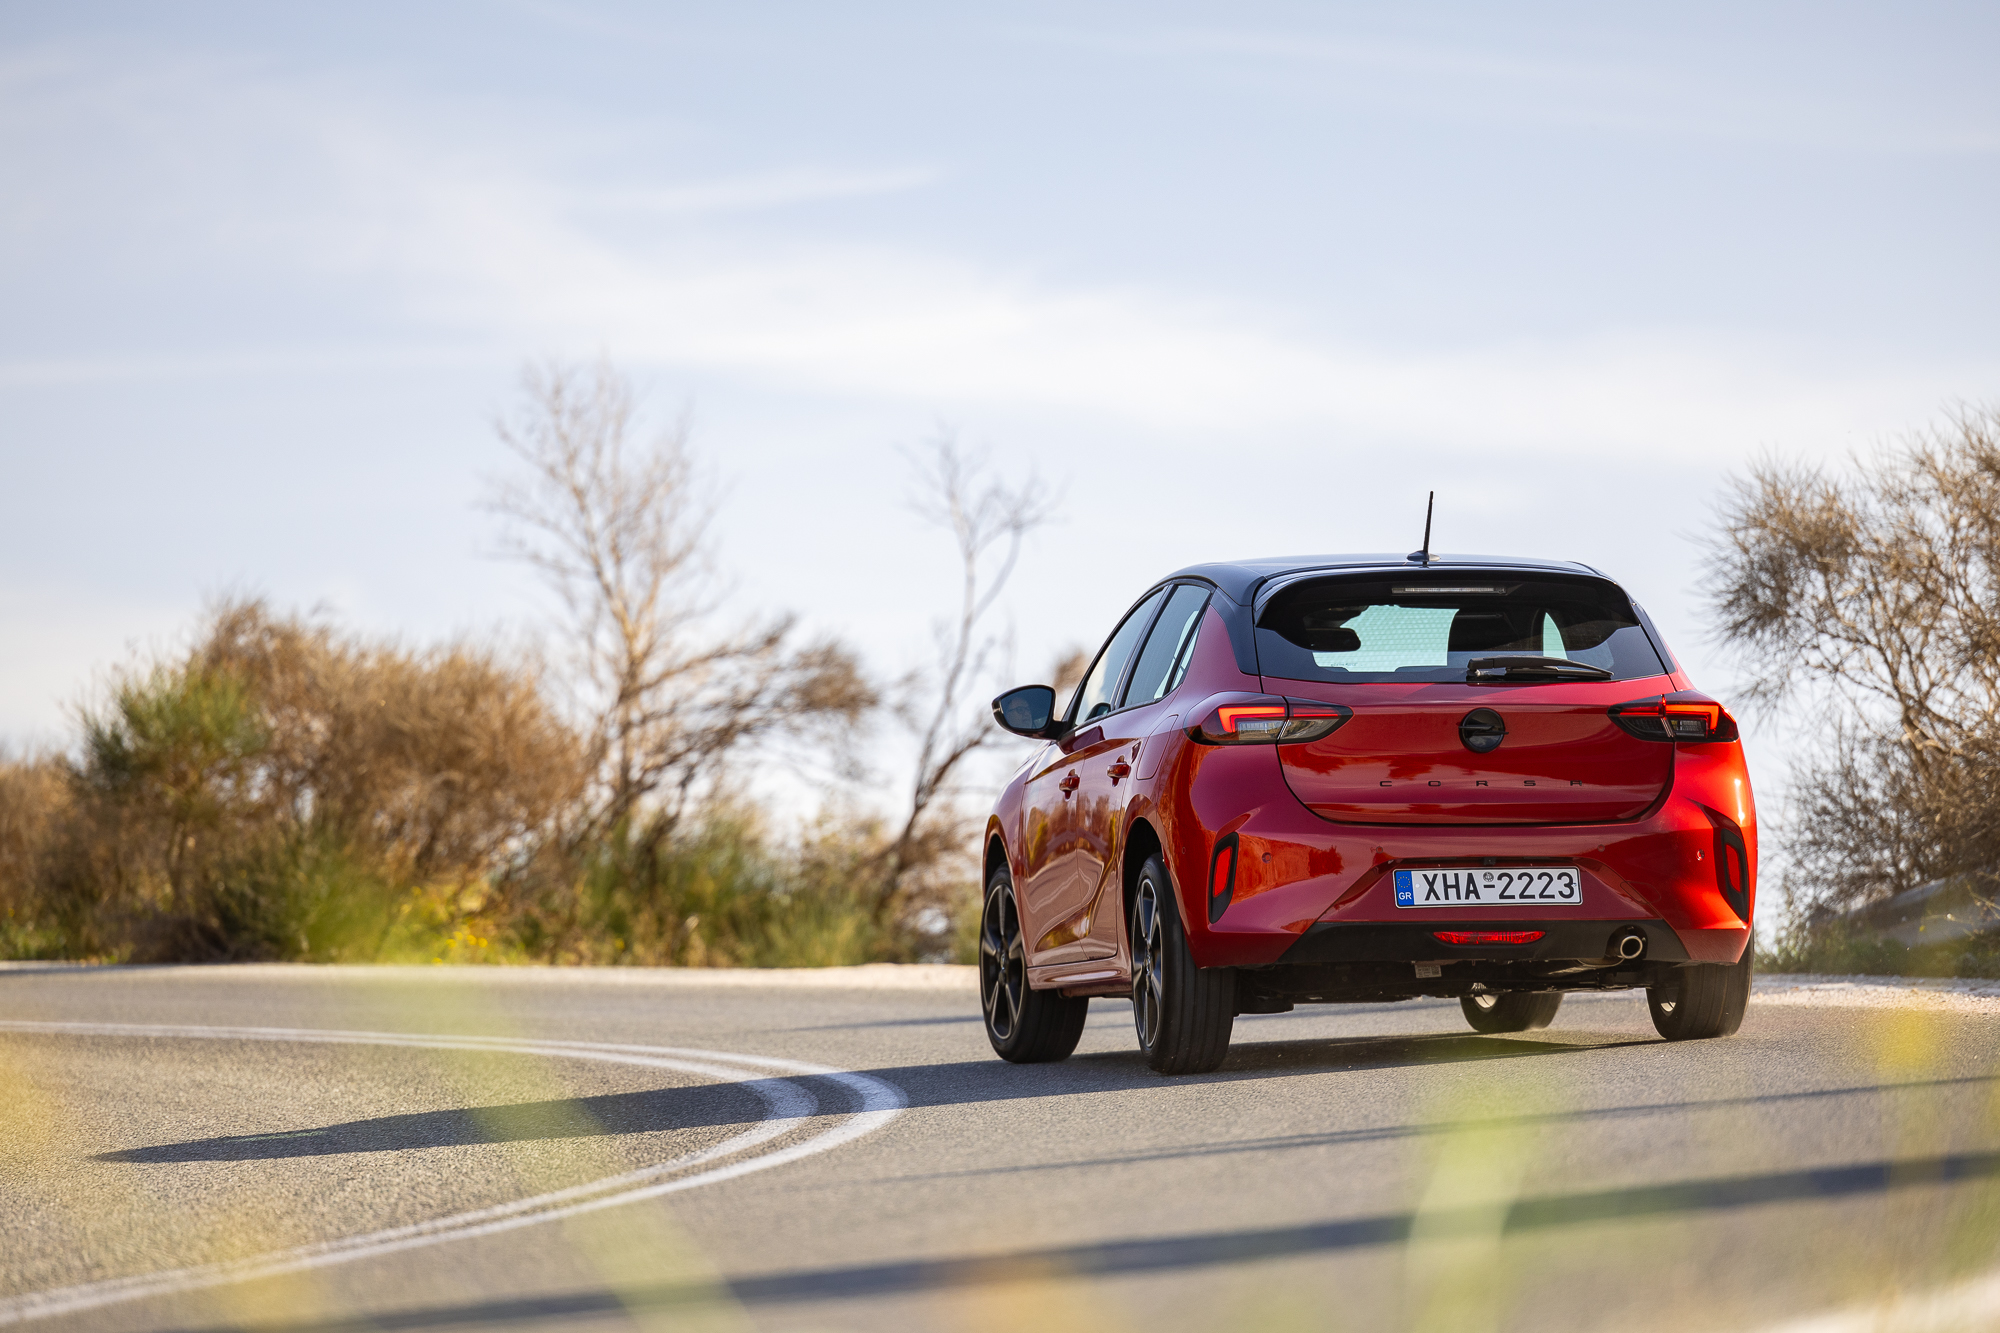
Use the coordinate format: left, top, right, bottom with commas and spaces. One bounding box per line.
1648, 947, 1753, 1040
1130, 853, 1235, 1074
1460, 991, 1563, 1033
979, 866, 1089, 1063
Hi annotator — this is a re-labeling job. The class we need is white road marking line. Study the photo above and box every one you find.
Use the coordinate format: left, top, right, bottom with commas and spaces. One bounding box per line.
0, 1021, 907, 1326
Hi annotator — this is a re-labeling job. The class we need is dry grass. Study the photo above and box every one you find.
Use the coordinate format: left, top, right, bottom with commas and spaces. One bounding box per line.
0, 600, 969, 967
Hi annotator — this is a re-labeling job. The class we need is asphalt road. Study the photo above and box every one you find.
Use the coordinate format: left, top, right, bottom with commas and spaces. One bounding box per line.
4, 964, 1999, 1333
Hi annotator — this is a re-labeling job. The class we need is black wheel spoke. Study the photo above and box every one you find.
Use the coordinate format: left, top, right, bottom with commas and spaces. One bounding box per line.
978, 868, 1090, 1065
1133, 880, 1168, 1050
982, 879, 1026, 1041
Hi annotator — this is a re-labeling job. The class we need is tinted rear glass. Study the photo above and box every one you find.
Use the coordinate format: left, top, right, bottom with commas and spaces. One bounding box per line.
1255, 574, 1668, 684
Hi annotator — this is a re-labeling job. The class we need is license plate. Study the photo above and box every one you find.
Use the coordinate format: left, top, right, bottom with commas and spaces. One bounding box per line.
1394, 866, 1581, 908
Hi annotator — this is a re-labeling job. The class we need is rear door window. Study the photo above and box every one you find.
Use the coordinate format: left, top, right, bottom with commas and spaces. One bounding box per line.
1071, 589, 1167, 722
1255, 574, 1667, 683
1120, 584, 1210, 706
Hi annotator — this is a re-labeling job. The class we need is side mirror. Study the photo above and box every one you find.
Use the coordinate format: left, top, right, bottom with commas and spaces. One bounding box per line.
991, 684, 1060, 738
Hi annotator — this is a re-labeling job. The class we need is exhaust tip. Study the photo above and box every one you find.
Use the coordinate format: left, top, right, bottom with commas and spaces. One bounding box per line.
1612, 928, 1647, 961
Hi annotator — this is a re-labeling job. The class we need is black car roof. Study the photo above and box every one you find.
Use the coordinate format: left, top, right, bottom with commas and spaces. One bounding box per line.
1165, 553, 1609, 603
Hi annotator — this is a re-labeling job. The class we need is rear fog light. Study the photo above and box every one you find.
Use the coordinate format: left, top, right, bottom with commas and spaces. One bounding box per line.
1434, 930, 1544, 946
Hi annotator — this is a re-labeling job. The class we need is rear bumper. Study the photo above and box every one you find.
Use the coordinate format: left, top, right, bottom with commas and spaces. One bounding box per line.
1279, 917, 1690, 965
1161, 744, 1757, 971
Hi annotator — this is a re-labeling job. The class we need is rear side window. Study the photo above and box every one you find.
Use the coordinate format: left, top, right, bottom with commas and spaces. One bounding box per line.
1255, 574, 1668, 684
1121, 584, 1210, 706
1071, 588, 1167, 722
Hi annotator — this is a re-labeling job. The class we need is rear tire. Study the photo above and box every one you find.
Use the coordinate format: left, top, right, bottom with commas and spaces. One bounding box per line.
980, 866, 1089, 1063
1460, 991, 1563, 1033
1648, 948, 1753, 1040
1131, 854, 1235, 1074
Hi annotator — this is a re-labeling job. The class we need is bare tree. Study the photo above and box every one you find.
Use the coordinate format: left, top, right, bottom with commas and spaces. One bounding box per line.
872, 433, 1057, 925
1046, 645, 1089, 702
490, 358, 873, 845
1706, 405, 2000, 914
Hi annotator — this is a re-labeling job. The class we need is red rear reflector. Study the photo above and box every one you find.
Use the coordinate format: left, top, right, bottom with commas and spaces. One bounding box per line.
1434, 930, 1544, 946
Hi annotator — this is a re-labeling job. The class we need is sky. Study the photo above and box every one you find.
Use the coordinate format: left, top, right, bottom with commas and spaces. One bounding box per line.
3, 2, 1997, 817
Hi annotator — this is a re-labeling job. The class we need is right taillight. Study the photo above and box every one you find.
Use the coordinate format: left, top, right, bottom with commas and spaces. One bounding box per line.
1192, 695, 1353, 745
1610, 693, 1739, 743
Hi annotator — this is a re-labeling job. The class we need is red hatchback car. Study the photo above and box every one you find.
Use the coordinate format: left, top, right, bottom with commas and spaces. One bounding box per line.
981, 553, 1755, 1074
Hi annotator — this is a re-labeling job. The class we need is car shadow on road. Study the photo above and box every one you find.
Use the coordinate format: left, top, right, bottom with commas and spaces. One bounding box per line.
841, 1029, 1663, 1119
783, 1015, 986, 1031
100, 1030, 1648, 1163
156, 1146, 2000, 1332
1201, 1029, 1662, 1077
95, 1080, 774, 1163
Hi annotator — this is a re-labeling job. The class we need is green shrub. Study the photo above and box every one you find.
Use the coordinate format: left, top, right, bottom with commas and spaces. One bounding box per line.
1763, 919, 2000, 979
513, 809, 902, 968
1, 600, 983, 968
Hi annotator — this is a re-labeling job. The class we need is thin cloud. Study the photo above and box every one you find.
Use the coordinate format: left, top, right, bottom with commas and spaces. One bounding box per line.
0, 345, 495, 387
581, 167, 941, 218
1, 41, 1987, 460
1012, 23, 2000, 156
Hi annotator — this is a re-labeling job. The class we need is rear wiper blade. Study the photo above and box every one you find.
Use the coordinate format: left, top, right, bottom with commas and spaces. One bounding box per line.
1466, 655, 1614, 683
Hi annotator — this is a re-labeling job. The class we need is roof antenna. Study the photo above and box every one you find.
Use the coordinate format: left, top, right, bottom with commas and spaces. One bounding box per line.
1407, 491, 1434, 565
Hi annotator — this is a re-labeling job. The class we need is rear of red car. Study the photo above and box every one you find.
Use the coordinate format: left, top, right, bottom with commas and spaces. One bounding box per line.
1154, 560, 1754, 1010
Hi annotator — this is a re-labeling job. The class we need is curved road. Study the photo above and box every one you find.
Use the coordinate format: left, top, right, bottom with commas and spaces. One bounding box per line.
4, 964, 1999, 1333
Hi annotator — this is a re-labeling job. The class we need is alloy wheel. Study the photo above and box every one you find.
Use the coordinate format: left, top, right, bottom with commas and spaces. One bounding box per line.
981, 880, 1026, 1042
1132, 876, 1166, 1050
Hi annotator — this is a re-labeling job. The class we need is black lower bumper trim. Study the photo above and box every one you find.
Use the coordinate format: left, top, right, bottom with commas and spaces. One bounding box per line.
1278, 918, 1690, 966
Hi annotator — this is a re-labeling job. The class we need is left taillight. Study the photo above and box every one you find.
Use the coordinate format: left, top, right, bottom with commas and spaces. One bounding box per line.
1609, 693, 1740, 743
1193, 696, 1353, 745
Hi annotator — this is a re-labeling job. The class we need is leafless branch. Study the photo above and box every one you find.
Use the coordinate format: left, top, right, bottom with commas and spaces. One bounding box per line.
873, 431, 1057, 923
489, 358, 874, 842
1705, 405, 2000, 913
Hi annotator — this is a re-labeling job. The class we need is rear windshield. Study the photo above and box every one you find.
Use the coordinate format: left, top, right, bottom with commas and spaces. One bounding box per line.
1255, 574, 1669, 684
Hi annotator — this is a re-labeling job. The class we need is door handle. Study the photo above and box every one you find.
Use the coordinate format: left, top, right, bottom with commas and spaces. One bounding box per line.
1106, 761, 1132, 783
1058, 772, 1080, 797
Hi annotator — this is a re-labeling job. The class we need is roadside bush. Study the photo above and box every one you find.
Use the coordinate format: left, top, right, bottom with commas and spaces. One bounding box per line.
0, 755, 77, 957
9, 601, 586, 962
1, 599, 976, 967
1708, 406, 2000, 951
1762, 920, 2000, 980
502, 807, 915, 968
